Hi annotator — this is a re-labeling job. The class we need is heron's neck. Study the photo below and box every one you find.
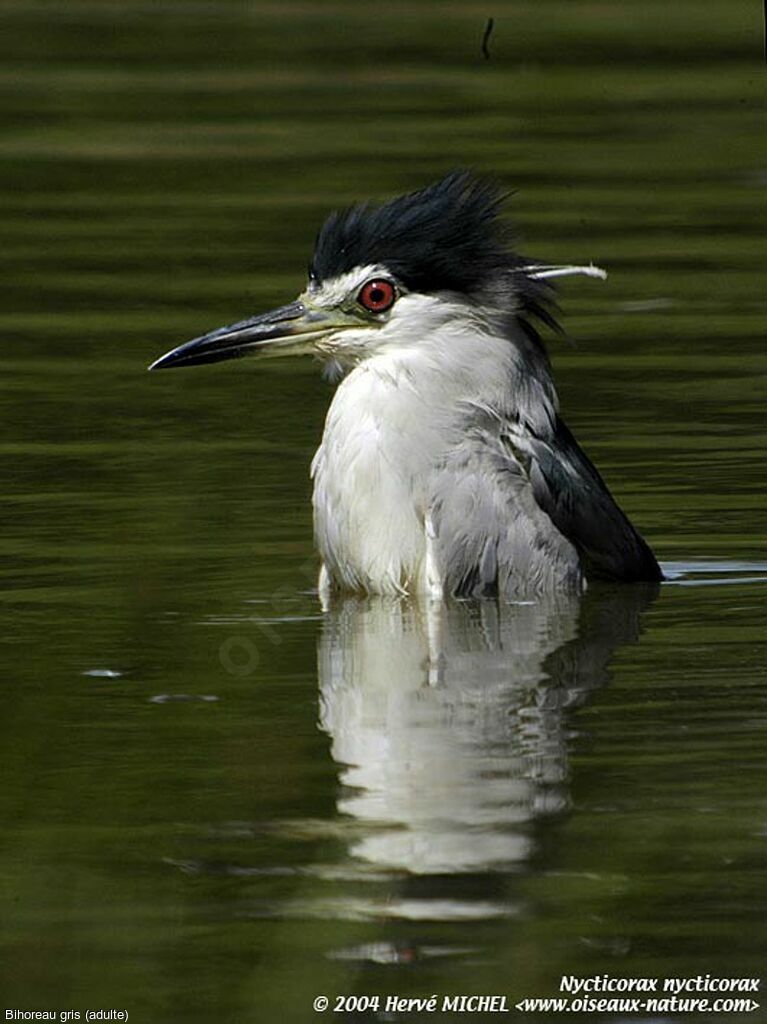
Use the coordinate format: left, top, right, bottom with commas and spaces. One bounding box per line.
350, 318, 558, 435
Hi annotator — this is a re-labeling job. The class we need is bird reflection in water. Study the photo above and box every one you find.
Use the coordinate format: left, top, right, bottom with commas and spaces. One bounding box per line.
318, 585, 657, 922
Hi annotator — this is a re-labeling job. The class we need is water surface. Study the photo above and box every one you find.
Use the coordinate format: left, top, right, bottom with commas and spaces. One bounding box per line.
1, 2, 766, 1021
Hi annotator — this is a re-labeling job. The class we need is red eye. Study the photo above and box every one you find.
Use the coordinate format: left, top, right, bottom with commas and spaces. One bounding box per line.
358, 278, 396, 313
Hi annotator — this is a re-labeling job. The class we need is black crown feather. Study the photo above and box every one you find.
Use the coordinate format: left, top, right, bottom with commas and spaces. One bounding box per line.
310, 171, 520, 295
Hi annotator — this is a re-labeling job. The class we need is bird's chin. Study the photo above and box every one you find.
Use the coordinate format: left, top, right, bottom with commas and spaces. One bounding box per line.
320, 357, 348, 383
312, 328, 386, 366
313, 345, 360, 376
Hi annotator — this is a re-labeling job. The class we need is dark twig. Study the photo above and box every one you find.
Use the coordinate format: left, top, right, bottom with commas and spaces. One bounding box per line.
481, 17, 495, 60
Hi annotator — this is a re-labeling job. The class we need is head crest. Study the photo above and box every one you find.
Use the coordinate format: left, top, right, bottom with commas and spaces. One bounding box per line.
310, 171, 515, 294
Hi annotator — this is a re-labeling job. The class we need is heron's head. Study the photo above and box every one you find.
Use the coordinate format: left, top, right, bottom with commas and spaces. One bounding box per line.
149, 173, 595, 374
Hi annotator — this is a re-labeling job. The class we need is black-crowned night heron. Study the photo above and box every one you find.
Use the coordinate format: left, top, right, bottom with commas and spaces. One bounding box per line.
150, 172, 661, 599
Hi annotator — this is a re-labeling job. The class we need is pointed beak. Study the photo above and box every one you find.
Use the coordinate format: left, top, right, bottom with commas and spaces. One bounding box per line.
148, 301, 349, 371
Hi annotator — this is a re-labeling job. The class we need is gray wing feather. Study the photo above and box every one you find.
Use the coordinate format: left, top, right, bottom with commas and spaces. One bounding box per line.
429, 412, 660, 598
429, 426, 583, 599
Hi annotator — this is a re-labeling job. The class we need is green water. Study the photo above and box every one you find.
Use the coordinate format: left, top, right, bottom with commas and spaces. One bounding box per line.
1, 2, 766, 1021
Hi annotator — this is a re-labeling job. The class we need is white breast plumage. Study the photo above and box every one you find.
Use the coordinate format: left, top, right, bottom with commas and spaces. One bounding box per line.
312, 353, 435, 596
